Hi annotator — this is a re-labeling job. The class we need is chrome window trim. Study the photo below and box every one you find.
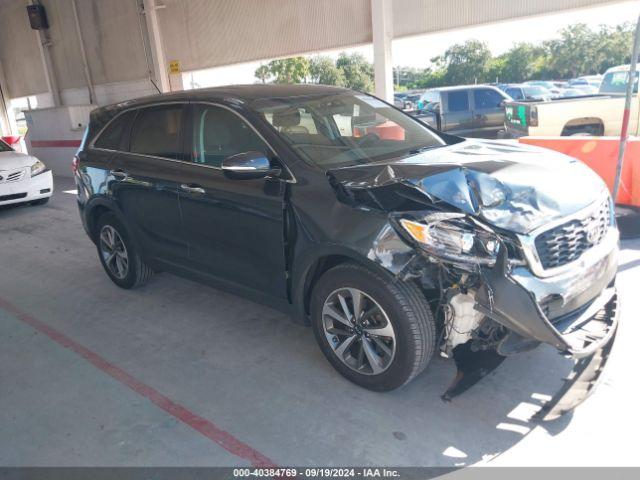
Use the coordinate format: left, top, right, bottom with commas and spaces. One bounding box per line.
517, 190, 615, 278
88, 100, 296, 183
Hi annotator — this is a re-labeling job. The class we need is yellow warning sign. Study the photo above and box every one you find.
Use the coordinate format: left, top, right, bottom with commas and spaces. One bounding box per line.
169, 60, 181, 75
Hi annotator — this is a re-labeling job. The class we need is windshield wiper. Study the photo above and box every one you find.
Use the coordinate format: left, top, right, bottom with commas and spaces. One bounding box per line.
405, 145, 439, 156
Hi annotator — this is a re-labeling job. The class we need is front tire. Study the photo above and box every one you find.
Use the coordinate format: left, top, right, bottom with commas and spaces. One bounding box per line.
311, 263, 436, 391
96, 213, 153, 289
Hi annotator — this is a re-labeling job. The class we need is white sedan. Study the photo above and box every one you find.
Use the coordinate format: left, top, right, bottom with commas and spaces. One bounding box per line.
0, 138, 53, 207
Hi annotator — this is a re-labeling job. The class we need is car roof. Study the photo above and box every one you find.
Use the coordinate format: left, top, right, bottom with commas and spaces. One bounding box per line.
604, 64, 631, 73
87, 84, 353, 139
428, 84, 501, 92
93, 84, 351, 116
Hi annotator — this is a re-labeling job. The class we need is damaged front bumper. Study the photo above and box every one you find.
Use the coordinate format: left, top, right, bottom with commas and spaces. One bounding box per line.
475, 228, 619, 359
463, 229, 620, 420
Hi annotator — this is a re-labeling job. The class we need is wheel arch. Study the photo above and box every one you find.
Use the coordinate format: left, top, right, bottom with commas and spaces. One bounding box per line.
561, 117, 604, 136
292, 247, 398, 325
85, 198, 131, 245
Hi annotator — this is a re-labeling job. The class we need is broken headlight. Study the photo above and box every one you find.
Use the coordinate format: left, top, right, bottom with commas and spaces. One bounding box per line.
398, 212, 500, 266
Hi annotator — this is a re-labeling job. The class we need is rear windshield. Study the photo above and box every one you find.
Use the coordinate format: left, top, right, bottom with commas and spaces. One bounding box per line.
252, 91, 446, 169
600, 71, 639, 94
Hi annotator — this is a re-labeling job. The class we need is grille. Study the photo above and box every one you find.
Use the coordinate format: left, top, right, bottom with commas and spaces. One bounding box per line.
0, 168, 26, 183
534, 198, 611, 270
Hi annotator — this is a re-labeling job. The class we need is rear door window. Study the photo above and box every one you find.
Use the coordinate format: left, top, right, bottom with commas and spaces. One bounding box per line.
473, 88, 506, 108
505, 88, 523, 100
94, 110, 136, 151
447, 91, 469, 112
129, 105, 185, 159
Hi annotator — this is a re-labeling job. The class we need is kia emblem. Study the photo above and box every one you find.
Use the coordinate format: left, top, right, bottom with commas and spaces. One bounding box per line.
585, 224, 600, 244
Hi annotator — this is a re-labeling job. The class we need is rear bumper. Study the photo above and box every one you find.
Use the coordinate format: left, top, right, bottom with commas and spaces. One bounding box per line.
0, 170, 53, 206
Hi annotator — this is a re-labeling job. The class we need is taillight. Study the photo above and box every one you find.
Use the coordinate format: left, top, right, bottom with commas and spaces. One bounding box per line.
72, 155, 79, 173
529, 106, 539, 127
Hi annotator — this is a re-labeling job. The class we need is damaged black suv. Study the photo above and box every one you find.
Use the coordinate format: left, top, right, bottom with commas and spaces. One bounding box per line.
75, 85, 619, 417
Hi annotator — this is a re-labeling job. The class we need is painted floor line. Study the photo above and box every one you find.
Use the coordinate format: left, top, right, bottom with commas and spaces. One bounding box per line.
0, 296, 276, 468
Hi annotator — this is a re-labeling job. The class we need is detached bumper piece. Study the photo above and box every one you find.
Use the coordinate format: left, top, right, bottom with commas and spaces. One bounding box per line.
534, 322, 617, 421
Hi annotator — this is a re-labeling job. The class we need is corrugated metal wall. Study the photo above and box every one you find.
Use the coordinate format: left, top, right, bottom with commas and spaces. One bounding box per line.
0, 0, 621, 100
0, 0, 47, 98
0, 0, 150, 98
393, 0, 621, 38
70, 0, 150, 86
157, 0, 372, 71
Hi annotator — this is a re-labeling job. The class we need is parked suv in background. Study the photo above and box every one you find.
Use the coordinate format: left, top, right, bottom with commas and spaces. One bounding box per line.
75, 85, 618, 417
502, 84, 555, 101
412, 85, 511, 138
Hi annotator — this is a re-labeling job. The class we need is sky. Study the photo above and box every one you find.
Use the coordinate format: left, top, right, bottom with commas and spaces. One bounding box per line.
185, 0, 639, 89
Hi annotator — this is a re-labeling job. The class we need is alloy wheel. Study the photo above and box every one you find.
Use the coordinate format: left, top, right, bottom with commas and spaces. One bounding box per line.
99, 225, 129, 280
322, 287, 396, 375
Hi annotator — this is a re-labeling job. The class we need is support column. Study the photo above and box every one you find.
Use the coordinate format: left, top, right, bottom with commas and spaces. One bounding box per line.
143, 0, 171, 93
371, 0, 394, 102
32, 1, 61, 107
0, 60, 16, 136
71, 0, 96, 104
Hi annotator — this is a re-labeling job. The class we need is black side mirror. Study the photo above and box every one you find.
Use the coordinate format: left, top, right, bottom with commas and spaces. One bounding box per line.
222, 151, 281, 180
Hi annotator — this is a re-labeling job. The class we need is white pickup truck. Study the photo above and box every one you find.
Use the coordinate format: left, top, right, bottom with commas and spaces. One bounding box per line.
503, 65, 639, 137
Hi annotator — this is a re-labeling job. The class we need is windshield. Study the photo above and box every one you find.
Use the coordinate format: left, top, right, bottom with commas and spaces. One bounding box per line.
523, 86, 548, 97
0, 139, 12, 152
600, 70, 639, 94
252, 92, 447, 169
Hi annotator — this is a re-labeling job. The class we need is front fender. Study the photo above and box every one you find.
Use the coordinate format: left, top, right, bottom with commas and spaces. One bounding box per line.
290, 229, 420, 324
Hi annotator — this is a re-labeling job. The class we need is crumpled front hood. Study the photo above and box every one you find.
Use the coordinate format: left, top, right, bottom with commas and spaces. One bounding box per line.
327, 140, 607, 234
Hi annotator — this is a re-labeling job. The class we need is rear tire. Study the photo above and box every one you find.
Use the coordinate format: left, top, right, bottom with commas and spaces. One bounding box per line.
311, 263, 436, 391
96, 213, 153, 289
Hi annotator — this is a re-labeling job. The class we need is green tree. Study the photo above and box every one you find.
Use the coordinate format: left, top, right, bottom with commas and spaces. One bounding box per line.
254, 57, 310, 84
336, 53, 374, 92
309, 56, 345, 86
593, 23, 634, 72
544, 24, 599, 78
433, 40, 492, 85
413, 67, 447, 89
493, 43, 547, 82
254, 64, 270, 84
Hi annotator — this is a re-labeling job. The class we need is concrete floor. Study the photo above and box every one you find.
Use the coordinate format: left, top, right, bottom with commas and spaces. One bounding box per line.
1, 175, 639, 467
